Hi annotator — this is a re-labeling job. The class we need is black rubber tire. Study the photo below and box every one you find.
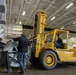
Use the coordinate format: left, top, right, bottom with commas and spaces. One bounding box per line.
39, 50, 57, 70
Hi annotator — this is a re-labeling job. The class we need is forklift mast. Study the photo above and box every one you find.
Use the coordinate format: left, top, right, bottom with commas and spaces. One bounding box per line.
33, 10, 47, 58
34, 10, 47, 35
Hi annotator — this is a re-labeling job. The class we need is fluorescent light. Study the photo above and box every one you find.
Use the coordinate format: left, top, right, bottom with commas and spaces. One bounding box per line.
60, 27, 65, 29
73, 21, 76, 24
66, 3, 74, 9
22, 11, 26, 16
19, 22, 22, 24
51, 16, 56, 20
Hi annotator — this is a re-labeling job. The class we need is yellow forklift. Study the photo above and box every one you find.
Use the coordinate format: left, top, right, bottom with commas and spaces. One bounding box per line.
30, 10, 76, 70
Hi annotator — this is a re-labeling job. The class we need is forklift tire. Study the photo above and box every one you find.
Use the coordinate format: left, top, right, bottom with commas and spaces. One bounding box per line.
39, 50, 57, 70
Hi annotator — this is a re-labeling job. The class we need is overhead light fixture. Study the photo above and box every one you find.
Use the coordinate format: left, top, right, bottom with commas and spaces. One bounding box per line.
66, 3, 74, 9
22, 11, 26, 16
73, 21, 76, 24
60, 27, 65, 29
19, 22, 22, 24
51, 16, 56, 20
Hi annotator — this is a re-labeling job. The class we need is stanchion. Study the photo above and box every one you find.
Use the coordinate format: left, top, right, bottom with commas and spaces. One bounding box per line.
0, 51, 12, 73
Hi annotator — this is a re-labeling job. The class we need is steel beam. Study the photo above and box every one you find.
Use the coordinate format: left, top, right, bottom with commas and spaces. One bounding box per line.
22, 25, 76, 34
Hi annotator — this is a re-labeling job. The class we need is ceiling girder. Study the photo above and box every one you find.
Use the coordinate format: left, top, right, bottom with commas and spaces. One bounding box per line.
22, 25, 76, 34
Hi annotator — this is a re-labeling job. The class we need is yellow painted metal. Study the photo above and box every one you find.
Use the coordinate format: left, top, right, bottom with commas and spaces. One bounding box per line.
45, 29, 76, 61
56, 50, 76, 61
44, 54, 54, 66
73, 47, 76, 56
35, 10, 47, 57
43, 29, 76, 62
31, 10, 76, 63
36, 10, 47, 34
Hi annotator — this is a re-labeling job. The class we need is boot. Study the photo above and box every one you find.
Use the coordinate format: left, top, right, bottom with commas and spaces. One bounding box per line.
19, 67, 24, 74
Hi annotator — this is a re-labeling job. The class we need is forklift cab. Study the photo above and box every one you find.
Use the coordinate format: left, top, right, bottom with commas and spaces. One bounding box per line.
44, 29, 69, 50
